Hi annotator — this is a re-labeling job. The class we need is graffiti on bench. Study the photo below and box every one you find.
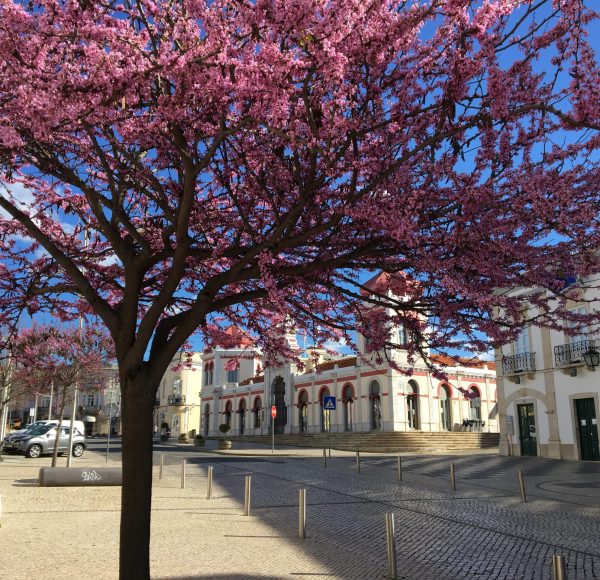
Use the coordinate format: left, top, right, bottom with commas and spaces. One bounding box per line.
80, 470, 102, 483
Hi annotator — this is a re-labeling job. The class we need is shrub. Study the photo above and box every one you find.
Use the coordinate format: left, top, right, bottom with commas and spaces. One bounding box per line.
218, 423, 231, 434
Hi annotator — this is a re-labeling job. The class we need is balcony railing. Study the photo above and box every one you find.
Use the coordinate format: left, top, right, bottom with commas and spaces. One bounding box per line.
554, 339, 596, 367
502, 352, 536, 375
167, 395, 186, 405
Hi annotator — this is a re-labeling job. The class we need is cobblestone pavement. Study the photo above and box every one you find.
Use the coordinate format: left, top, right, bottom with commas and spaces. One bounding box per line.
1, 444, 599, 579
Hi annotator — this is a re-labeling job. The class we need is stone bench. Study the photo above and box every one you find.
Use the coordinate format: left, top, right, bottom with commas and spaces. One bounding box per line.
38, 467, 122, 487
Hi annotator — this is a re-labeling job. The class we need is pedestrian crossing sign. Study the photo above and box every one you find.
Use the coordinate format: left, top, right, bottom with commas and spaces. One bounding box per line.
323, 396, 336, 410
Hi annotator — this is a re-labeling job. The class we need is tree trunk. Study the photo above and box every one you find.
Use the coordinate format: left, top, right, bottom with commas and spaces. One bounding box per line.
52, 383, 69, 468
119, 372, 156, 580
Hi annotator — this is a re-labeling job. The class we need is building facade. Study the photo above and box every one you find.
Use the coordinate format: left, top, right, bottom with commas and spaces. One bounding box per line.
154, 352, 203, 439
200, 329, 498, 438
495, 279, 600, 461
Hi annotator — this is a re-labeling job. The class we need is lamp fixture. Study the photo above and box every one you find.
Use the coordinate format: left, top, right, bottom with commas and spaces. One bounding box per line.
583, 347, 600, 371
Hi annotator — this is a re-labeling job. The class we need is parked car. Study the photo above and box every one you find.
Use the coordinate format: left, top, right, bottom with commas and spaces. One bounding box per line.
2, 424, 86, 458
4, 420, 85, 445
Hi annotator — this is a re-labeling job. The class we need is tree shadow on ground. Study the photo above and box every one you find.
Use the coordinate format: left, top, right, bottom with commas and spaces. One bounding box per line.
154, 572, 337, 580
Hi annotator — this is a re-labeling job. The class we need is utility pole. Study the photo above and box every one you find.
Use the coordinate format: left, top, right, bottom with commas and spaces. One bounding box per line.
67, 226, 88, 467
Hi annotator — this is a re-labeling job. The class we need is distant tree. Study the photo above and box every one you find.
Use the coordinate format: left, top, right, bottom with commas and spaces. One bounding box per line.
0, 2, 598, 578
9, 324, 114, 465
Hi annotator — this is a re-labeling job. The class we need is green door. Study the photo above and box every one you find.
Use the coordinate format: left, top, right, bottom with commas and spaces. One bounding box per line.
518, 403, 537, 457
575, 398, 600, 461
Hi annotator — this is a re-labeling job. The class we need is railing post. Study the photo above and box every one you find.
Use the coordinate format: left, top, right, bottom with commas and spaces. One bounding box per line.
298, 489, 306, 539
181, 459, 186, 489
552, 555, 567, 580
159, 454, 164, 480
244, 475, 251, 516
356, 451, 361, 474
518, 469, 527, 503
450, 462, 456, 491
397, 456, 402, 481
385, 513, 397, 579
207, 465, 213, 500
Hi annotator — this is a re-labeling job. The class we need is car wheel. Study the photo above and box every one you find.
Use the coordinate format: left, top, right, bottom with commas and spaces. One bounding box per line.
72, 443, 85, 457
26, 444, 43, 458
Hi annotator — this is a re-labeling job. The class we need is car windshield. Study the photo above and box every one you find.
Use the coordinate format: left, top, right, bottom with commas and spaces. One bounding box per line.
27, 425, 55, 436
25, 422, 46, 431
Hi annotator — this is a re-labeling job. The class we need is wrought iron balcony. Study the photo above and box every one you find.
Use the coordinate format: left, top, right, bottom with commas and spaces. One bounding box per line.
502, 352, 536, 375
167, 395, 186, 405
554, 339, 596, 367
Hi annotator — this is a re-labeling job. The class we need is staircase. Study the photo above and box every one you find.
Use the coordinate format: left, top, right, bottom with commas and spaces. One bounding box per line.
230, 431, 500, 453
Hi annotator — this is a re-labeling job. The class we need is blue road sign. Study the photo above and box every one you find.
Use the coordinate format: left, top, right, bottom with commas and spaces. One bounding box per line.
323, 396, 336, 410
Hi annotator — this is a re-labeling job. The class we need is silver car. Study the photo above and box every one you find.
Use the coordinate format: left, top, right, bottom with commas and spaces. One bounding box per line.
3, 424, 86, 458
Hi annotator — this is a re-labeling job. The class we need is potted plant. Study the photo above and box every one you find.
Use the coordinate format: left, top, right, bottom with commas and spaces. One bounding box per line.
178, 432, 190, 443
218, 423, 232, 450
194, 434, 205, 449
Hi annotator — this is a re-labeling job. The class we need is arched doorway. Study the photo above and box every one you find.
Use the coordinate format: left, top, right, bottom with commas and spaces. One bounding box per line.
369, 381, 382, 431
271, 376, 287, 434
440, 384, 451, 431
319, 387, 331, 432
298, 390, 309, 433
407, 380, 420, 429
203, 404, 210, 436
224, 401, 232, 429
342, 384, 354, 432
253, 397, 262, 430
238, 399, 246, 435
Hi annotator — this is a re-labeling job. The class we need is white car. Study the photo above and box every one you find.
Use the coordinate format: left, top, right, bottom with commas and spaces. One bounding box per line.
3, 420, 85, 446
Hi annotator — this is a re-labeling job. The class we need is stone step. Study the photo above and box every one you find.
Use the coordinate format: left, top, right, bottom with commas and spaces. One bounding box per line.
233, 431, 500, 451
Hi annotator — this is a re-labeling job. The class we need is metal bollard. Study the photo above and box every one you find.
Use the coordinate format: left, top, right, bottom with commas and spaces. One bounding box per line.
207, 466, 213, 500
298, 489, 306, 539
329, 448, 331, 458
385, 513, 398, 579
244, 475, 252, 516
397, 456, 403, 482
356, 451, 361, 474
159, 454, 164, 479
323, 448, 327, 468
450, 462, 456, 491
181, 459, 186, 489
518, 469, 527, 503
552, 554, 567, 580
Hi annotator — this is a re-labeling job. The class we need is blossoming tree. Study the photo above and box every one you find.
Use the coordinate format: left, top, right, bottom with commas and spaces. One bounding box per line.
9, 324, 114, 460
0, 1, 598, 577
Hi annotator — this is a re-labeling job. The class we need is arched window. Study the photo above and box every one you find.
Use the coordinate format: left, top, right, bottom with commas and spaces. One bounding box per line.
342, 384, 354, 432
298, 390, 309, 434
203, 404, 210, 436
238, 399, 246, 435
407, 380, 420, 429
439, 384, 451, 431
319, 387, 331, 433
204, 362, 214, 385
224, 401, 232, 428
253, 397, 262, 429
369, 381, 381, 431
